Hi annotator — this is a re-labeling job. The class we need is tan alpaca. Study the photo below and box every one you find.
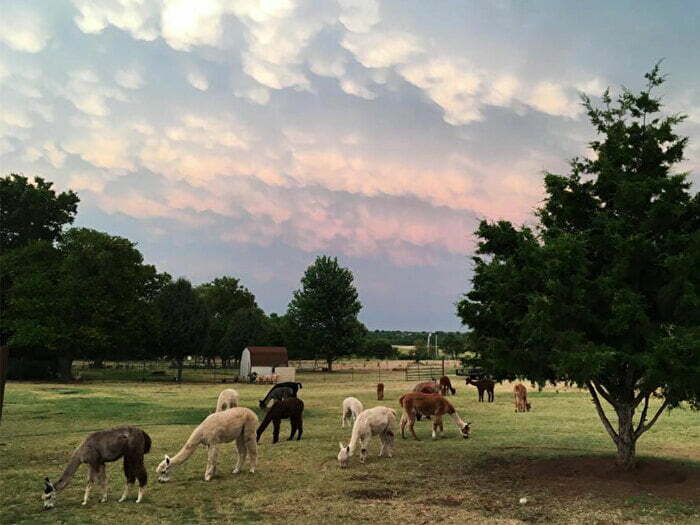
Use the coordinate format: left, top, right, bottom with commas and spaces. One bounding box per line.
337, 406, 396, 468
340, 397, 364, 428
216, 388, 240, 411
156, 407, 258, 482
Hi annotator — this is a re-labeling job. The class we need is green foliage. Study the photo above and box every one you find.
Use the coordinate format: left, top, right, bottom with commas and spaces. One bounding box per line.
0, 174, 79, 250
359, 337, 396, 359
1, 229, 167, 377
457, 65, 700, 467
287, 255, 364, 369
155, 278, 209, 380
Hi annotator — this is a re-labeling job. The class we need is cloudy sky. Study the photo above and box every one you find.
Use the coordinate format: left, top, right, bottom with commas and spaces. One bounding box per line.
1, 1, 699, 330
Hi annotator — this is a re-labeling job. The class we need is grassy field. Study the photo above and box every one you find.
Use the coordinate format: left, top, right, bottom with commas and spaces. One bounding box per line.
1, 371, 699, 524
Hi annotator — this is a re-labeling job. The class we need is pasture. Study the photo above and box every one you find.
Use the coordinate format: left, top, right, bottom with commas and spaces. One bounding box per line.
1, 371, 699, 524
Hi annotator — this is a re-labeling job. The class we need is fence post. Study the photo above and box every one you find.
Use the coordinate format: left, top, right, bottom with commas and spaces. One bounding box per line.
0, 346, 9, 424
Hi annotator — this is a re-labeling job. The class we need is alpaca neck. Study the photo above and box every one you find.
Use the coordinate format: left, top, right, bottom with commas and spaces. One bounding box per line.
448, 410, 466, 429
55, 450, 83, 491
348, 423, 363, 454
169, 433, 201, 466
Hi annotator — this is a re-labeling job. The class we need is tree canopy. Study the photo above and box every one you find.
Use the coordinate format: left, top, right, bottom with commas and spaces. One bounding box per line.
457, 65, 700, 469
287, 255, 364, 370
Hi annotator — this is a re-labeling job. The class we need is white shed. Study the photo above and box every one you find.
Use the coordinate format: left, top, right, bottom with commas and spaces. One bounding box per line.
240, 346, 289, 378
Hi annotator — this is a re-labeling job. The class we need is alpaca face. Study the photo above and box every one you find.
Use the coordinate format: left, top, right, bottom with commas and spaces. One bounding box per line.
337, 443, 351, 468
42, 478, 56, 509
156, 455, 171, 482
526, 402, 532, 412
460, 422, 471, 439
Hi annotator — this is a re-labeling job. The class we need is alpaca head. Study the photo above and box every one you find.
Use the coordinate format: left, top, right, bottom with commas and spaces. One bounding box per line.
526, 402, 532, 412
337, 442, 351, 468
258, 399, 266, 409
460, 422, 471, 439
156, 455, 171, 482
451, 387, 456, 395
41, 478, 56, 509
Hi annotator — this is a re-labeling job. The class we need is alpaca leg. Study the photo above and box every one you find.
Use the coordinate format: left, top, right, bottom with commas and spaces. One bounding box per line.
409, 417, 420, 441
400, 413, 407, 439
233, 435, 246, 474
431, 420, 437, 440
204, 445, 219, 481
385, 429, 394, 457
83, 466, 98, 506
245, 435, 257, 473
135, 460, 147, 503
118, 482, 132, 503
295, 416, 303, 441
97, 465, 108, 503
288, 418, 297, 440
359, 434, 369, 464
272, 419, 280, 444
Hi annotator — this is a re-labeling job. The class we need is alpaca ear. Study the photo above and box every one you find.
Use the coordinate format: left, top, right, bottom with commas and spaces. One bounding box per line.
165, 455, 171, 465
339, 442, 345, 450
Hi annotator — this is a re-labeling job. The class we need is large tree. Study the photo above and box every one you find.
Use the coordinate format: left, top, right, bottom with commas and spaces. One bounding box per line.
156, 278, 209, 381
0, 174, 79, 252
287, 256, 364, 371
457, 66, 700, 470
2, 228, 166, 379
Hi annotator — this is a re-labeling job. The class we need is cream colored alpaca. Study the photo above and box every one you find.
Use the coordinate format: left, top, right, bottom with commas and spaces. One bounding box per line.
156, 407, 258, 482
216, 388, 239, 411
337, 406, 396, 468
341, 397, 363, 428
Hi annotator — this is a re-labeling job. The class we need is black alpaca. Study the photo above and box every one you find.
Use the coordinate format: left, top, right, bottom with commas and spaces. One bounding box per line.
465, 378, 495, 402
256, 398, 304, 443
258, 382, 303, 408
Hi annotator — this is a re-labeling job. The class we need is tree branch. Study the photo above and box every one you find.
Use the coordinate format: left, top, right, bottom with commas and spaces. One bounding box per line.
635, 393, 650, 436
635, 397, 669, 439
588, 382, 619, 444
592, 380, 616, 407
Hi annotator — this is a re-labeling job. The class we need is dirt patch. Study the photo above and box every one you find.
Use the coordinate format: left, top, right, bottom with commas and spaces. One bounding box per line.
348, 488, 405, 500
349, 473, 383, 481
471, 456, 700, 505
434, 496, 463, 506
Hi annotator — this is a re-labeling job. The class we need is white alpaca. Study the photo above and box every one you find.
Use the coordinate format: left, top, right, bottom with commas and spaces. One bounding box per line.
340, 397, 363, 428
156, 407, 258, 482
216, 388, 240, 411
337, 406, 396, 468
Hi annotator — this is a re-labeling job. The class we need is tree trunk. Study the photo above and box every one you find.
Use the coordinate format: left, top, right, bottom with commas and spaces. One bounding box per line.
326, 358, 333, 372
615, 403, 637, 470
176, 359, 183, 382
57, 356, 73, 381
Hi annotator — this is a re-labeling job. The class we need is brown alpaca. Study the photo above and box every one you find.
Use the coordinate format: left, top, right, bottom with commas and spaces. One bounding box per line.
439, 376, 456, 396
413, 380, 439, 394
377, 382, 384, 400
399, 392, 471, 440
42, 426, 151, 509
513, 383, 531, 412
256, 397, 304, 443
465, 378, 495, 402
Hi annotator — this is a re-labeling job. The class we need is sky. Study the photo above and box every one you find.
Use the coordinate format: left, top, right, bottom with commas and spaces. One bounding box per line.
1, 0, 699, 331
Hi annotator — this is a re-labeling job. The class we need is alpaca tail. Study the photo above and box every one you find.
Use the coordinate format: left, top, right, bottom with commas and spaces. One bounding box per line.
142, 430, 152, 454
54, 449, 82, 491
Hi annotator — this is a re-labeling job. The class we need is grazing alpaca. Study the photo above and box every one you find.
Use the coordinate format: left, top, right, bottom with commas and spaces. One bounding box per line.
465, 378, 495, 402
156, 407, 258, 482
216, 388, 240, 411
256, 397, 304, 443
439, 376, 456, 396
399, 392, 471, 440
42, 425, 151, 509
341, 397, 364, 428
337, 406, 396, 468
413, 380, 440, 394
376, 382, 384, 400
513, 383, 531, 412
259, 386, 293, 408
258, 381, 302, 408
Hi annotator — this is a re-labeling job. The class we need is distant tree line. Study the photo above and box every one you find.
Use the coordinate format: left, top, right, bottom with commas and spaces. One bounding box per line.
1, 174, 447, 381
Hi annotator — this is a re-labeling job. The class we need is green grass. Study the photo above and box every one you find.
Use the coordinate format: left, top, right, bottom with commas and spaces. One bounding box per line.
1, 371, 698, 524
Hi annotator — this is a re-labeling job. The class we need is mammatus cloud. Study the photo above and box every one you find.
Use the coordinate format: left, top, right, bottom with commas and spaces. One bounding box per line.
1, 0, 698, 328
0, 4, 52, 53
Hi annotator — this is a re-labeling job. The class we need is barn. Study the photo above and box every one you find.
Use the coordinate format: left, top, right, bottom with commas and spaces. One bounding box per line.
240, 346, 291, 381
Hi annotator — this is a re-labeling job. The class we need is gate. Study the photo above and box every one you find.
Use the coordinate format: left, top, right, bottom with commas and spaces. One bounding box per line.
405, 362, 444, 381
